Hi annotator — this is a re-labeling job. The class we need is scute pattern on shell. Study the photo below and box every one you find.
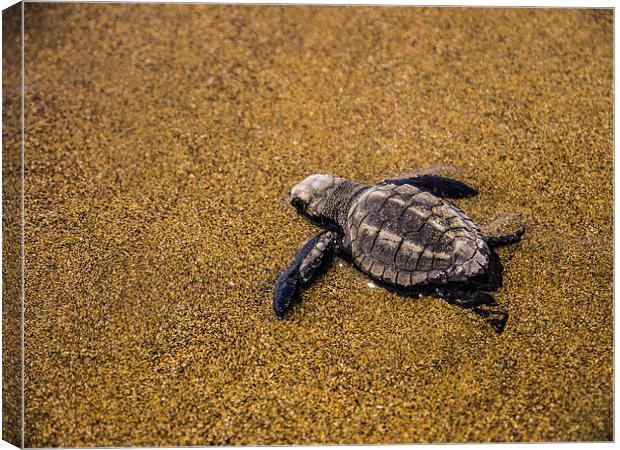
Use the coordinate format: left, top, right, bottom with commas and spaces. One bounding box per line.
344, 183, 489, 287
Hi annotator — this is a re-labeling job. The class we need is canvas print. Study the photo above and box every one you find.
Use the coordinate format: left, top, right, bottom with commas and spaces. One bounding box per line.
2, 2, 613, 446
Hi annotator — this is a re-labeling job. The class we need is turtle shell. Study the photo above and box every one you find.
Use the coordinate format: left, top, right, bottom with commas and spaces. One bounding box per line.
343, 183, 490, 287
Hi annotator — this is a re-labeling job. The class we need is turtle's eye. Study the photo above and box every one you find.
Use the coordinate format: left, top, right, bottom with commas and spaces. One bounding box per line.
291, 197, 305, 211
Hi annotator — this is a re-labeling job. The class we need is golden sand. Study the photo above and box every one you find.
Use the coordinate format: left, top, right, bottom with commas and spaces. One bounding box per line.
3, 4, 24, 446
20, 5, 612, 445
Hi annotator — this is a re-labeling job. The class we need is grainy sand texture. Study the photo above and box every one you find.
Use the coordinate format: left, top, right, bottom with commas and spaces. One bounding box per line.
3, 4, 24, 447
20, 4, 612, 446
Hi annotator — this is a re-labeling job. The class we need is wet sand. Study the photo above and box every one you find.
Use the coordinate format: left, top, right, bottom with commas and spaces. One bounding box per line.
22, 5, 612, 445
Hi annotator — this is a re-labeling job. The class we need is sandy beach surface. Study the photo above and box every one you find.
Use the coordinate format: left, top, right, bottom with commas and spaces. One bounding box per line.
22, 5, 612, 445
3, 4, 23, 446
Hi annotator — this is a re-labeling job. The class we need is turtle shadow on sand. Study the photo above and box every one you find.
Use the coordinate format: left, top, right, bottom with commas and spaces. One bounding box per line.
368, 248, 508, 333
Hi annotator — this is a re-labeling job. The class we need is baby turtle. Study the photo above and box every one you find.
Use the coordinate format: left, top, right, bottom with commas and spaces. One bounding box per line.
273, 173, 524, 333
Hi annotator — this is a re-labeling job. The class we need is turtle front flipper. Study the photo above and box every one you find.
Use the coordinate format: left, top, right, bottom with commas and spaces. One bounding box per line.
383, 175, 478, 199
273, 230, 342, 320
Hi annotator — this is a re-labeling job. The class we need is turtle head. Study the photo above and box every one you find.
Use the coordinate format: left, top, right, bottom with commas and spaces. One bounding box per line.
288, 174, 344, 224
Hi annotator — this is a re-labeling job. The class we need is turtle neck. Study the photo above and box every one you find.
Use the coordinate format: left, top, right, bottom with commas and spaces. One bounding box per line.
321, 179, 367, 227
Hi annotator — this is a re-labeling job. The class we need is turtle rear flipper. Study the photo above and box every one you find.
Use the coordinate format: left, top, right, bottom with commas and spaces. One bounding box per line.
470, 304, 509, 334
440, 289, 508, 334
273, 231, 342, 320
379, 283, 508, 334
383, 175, 478, 199
486, 225, 525, 248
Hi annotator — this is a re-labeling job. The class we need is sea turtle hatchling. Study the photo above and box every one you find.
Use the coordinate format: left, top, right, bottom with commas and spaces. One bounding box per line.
273, 173, 524, 333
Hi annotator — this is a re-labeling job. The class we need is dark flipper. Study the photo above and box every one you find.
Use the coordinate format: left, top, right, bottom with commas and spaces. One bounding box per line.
273, 231, 341, 320
435, 288, 508, 334
470, 304, 509, 334
384, 175, 478, 199
486, 225, 525, 248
